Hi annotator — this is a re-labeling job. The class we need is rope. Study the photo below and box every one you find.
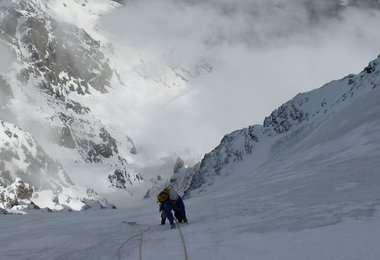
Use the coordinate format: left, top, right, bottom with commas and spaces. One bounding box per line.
116, 232, 141, 260
117, 222, 151, 260
175, 221, 190, 260
138, 225, 151, 260
117, 220, 188, 260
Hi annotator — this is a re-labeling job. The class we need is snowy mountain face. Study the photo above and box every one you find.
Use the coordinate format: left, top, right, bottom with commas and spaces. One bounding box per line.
0, 120, 73, 190
0, 0, 143, 211
171, 54, 380, 225
0, 0, 141, 186
0, 120, 113, 213
0, 0, 215, 201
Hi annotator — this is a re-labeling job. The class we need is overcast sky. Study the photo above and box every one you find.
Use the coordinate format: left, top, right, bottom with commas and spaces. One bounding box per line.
97, 0, 380, 164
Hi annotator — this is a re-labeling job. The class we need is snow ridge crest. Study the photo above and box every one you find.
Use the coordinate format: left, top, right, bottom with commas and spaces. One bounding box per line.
170, 55, 380, 197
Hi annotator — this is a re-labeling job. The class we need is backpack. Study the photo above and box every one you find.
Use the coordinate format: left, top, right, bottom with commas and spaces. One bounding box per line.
157, 188, 171, 202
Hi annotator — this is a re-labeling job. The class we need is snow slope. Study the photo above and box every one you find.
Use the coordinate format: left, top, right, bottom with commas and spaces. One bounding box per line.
0, 189, 378, 260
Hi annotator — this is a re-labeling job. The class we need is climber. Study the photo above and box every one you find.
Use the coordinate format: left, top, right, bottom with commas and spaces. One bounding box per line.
157, 188, 188, 229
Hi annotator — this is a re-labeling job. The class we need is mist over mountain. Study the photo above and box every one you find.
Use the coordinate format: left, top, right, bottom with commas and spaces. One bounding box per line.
99, 0, 380, 164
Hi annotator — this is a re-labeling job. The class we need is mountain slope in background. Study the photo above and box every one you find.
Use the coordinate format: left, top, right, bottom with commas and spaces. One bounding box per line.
0, 0, 215, 210
169, 55, 380, 231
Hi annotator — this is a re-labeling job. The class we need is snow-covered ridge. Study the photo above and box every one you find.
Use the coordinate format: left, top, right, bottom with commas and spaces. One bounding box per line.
263, 57, 380, 135
170, 55, 380, 196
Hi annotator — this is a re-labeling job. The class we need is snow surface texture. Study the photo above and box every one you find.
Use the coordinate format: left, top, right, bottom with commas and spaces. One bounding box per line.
0, 193, 378, 259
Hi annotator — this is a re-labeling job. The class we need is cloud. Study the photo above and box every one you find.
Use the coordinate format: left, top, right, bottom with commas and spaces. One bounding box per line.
0, 44, 14, 74
0, 0, 12, 6
97, 0, 380, 164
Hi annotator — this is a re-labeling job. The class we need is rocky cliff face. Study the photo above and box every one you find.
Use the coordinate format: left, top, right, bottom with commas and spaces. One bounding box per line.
0, 0, 142, 195
0, 120, 114, 213
170, 55, 380, 197
0, 120, 73, 189
0, 0, 143, 211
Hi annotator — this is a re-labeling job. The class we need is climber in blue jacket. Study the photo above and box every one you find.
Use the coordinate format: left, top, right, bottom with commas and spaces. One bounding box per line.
158, 188, 188, 229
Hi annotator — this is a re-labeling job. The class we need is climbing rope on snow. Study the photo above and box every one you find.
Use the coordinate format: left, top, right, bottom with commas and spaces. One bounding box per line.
175, 221, 190, 260
117, 221, 151, 260
117, 220, 188, 260
136, 224, 151, 260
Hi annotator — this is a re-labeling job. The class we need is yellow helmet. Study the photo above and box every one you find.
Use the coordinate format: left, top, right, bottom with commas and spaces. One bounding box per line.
157, 192, 168, 202
157, 188, 171, 202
